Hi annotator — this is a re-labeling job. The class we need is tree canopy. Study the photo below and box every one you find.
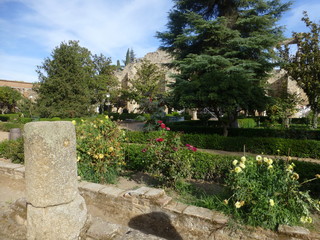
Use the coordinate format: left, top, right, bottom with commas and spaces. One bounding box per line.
0, 86, 22, 114
126, 59, 166, 107
157, 0, 291, 135
35, 40, 117, 118
279, 12, 320, 128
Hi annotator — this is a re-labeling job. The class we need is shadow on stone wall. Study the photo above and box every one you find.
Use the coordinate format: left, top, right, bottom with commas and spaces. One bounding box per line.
128, 211, 183, 240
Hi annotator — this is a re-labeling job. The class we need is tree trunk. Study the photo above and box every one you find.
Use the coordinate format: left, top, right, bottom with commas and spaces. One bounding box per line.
222, 124, 228, 137
312, 108, 318, 129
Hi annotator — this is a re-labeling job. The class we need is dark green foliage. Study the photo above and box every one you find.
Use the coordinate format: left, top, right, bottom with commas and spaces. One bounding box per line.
0, 87, 22, 114
35, 40, 117, 118
125, 131, 320, 159
294, 161, 320, 198
0, 138, 24, 163
157, 0, 291, 135
166, 122, 320, 140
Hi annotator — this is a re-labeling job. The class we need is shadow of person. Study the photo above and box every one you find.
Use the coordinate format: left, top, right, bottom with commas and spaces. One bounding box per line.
128, 211, 183, 240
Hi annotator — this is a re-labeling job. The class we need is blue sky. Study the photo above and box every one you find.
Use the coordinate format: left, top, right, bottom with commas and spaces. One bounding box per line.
0, 0, 320, 83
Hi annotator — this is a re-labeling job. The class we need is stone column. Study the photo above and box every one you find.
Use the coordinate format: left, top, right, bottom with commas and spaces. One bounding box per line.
24, 121, 87, 240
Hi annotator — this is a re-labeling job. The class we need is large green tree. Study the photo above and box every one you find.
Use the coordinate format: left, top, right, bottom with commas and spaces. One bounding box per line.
35, 40, 117, 117
126, 59, 166, 108
279, 12, 320, 128
157, 0, 290, 135
0, 86, 21, 114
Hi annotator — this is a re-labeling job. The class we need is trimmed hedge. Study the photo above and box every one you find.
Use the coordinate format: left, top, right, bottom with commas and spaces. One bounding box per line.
166, 123, 320, 140
125, 131, 320, 159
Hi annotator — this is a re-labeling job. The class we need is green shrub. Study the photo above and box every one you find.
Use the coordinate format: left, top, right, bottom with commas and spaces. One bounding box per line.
0, 138, 24, 163
238, 118, 256, 128
0, 123, 24, 132
222, 156, 320, 230
76, 116, 126, 184
0, 115, 10, 122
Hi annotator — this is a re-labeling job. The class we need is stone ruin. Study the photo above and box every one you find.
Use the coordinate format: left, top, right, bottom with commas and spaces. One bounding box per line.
24, 121, 87, 239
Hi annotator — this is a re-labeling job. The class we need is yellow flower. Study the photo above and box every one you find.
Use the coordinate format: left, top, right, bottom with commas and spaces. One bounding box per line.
256, 155, 262, 161
269, 199, 275, 207
263, 157, 269, 163
267, 158, 273, 165
241, 156, 246, 162
232, 160, 238, 166
77, 156, 81, 162
105, 115, 109, 119
287, 165, 293, 170
94, 154, 99, 159
291, 172, 299, 180
223, 199, 229, 205
240, 201, 245, 207
268, 165, 273, 170
71, 120, 76, 125
235, 201, 242, 208
98, 153, 104, 159
300, 216, 313, 224
315, 174, 320, 179
81, 119, 84, 122
100, 120, 103, 123
108, 146, 114, 152
234, 167, 242, 173
239, 163, 246, 169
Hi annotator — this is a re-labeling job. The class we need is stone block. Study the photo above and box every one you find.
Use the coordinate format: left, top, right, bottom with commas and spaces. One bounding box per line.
99, 185, 125, 198
278, 225, 310, 238
86, 218, 127, 240
164, 201, 188, 214
24, 121, 78, 207
183, 205, 213, 221
144, 188, 165, 199
27, 194, 87, 240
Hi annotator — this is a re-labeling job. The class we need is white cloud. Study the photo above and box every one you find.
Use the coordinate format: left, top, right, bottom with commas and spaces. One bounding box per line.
17, 0, 173, 58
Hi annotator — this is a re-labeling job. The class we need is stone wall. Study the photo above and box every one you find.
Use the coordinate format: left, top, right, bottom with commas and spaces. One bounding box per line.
0, 160, 317, 240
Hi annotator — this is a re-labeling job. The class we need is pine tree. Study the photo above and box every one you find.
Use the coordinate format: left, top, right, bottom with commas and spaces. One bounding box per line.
157, 0, 291, 135
129, 48, 136, 63
35, 40, 116, 117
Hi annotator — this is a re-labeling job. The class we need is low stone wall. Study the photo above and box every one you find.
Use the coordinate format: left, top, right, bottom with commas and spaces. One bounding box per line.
0, 160, 317, 240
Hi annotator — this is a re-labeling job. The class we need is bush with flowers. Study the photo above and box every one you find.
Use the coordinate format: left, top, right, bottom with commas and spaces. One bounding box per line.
75, 116, 126, 183
222, 155, 320, 230
140, 120, 197, 187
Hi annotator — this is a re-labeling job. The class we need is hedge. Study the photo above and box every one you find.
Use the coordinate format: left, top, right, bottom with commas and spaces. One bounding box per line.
165, 124, 320, 140
125, 131, 320, 159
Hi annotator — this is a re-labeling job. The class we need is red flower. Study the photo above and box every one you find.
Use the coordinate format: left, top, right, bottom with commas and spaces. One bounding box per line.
185, 144, 191, 147
141, 148, 147, 153
166, 127, 170, 131
156, 138, 164, 142
160, 123, 166, 129
157, 120, 163, 124
191, 147, 197, 152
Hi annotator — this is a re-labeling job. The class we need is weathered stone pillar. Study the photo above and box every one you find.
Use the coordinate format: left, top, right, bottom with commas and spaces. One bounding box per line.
24, 121, 87, 240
